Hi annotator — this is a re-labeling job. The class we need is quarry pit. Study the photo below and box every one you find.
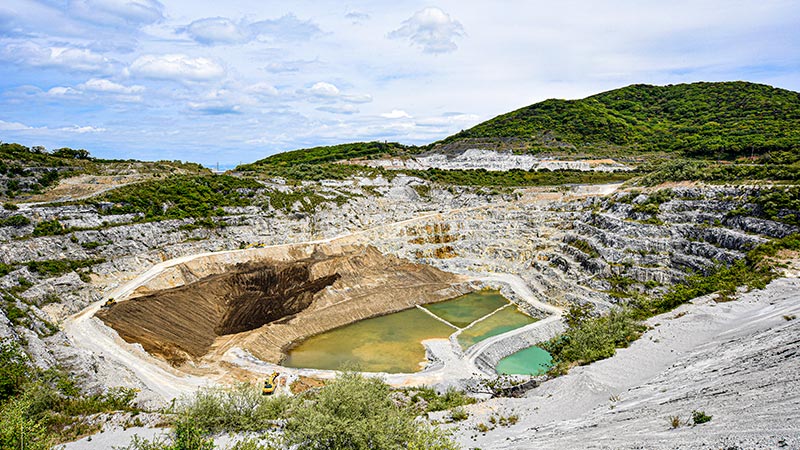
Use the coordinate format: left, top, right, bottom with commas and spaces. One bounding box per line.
94, 242, 487, 378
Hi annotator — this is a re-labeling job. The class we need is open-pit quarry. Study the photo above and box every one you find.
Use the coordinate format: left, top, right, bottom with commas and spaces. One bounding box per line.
10, 177, 795, 449
70, 235, 563, 399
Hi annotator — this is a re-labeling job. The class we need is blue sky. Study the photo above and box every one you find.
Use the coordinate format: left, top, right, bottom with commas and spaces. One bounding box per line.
0, 0, 798, 166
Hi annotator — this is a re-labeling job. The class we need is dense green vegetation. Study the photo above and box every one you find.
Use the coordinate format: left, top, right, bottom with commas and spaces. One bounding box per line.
237, 142, 414, 181
542, 233, 800, 374
90, 175, 262, 220
0, 339, 139, 447
32, 219, 68, 236
244, 142, 415, 167
405, 167, 637, 187
283, 372, 457, 450
439, 82, 800, 158
637, 158, 800, 185
0, 214, 31, 227
25, 258, 105, 277
118, 372, 458, 450
749, 186, 800, 225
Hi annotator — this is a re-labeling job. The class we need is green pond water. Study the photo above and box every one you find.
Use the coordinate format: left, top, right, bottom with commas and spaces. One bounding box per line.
282, 307, 455, 373
495, 346, 553, 375
422, 290, 509, 328
457, 306, 537, 350
283, 291, 537, 373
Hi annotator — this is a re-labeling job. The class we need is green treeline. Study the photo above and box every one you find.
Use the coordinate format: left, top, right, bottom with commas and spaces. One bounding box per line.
441, 81, 800, 158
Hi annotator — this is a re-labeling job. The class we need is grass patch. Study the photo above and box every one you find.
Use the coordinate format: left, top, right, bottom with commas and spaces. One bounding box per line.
568, 239, 600, 258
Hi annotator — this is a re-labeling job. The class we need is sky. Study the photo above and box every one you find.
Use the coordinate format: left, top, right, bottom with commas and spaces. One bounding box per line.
0, 1, 798, 166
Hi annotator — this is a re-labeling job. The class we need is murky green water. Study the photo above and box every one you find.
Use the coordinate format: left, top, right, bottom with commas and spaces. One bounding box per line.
495, 346, 553, 375
457, 306, 537, 350
282, 307, 455, 373
284, 290, 537, 373
423, 290, 509, 328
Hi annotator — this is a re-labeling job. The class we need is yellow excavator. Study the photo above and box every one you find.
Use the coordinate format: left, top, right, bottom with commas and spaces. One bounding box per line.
262, 372, 280, 395
101, 298, 116, 308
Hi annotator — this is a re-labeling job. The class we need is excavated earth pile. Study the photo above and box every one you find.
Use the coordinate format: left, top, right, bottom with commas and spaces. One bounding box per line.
97, 245, 470, 368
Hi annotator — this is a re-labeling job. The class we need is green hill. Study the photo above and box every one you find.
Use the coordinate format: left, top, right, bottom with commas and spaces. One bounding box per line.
437, 81, 800, 158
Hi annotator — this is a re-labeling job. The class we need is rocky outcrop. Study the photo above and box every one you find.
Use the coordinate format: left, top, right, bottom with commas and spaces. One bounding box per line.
345, 149, 632, 172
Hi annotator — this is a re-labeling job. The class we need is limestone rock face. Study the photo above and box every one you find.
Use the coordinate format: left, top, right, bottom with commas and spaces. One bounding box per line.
346, 149, 632, 172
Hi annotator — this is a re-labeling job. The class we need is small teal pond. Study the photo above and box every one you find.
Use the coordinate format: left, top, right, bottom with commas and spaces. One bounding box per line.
495, 346, 553, 375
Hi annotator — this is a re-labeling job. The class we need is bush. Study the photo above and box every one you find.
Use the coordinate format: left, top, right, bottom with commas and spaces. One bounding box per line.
284, 372, 457, 450
0, 397, 54, 450
26, 258, 105, 277
175, 382, 289, 433
93, 175, 262, 221
0, 339, 30, 402
0, 214, 31, 227
404, 386, 475, 412
568, 239, 600, 258
692, 410, 712, 425
449, 407, 468, 421
542, 307, 645, 366
32, 219, 66, 236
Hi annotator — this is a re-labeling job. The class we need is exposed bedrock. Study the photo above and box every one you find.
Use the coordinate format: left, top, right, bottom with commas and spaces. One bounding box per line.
96, 244, 470, 367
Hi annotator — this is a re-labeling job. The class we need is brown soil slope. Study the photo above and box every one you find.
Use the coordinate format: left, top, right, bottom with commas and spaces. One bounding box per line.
97, 245, 469, 367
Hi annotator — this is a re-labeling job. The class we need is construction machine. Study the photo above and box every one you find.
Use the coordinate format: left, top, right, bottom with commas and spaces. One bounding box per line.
262, 372, 280, 395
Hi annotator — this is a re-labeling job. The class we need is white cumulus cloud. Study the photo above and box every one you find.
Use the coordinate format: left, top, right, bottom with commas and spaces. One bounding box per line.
389, 7, 465, 54
309, 82, 340, 97
130, 54, 225, 81
380, 109, 412, 119
1, 42, 114, 72
183, 17, 248, 45
80, 78, 145, 94
0, 120, 33, 131
246, 82, 279, 96
60, 125, 106, 133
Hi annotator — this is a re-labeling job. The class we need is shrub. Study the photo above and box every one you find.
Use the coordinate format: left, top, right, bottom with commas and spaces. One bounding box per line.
32, 219, 66, 236
26, 258, 105, 277
0, 397, 54, 450
450, 407, 468, 421
284, 371, 457, 450
0, 339, 30, 402
568, 239, 600, 258
413, 387, 475, 412
542, 307, 645, 367
692, 410, 712, 425
175, 382, 289, 433
0, 214, 31, 227
669, 415, 681, 429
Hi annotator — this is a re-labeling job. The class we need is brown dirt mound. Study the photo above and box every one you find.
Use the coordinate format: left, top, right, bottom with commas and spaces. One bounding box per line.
97, 260, 339, 365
